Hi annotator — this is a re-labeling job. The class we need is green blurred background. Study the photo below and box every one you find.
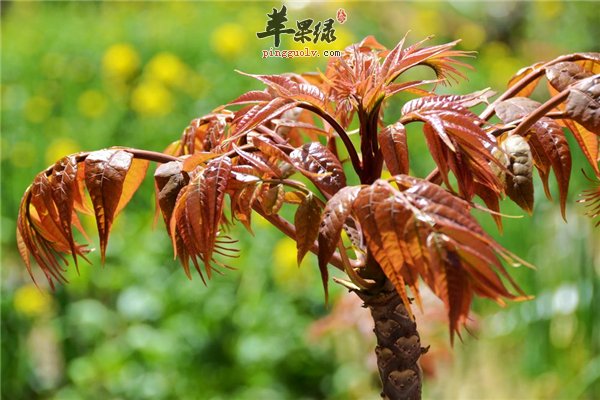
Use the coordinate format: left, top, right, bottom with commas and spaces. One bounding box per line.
1, 1, 599, 399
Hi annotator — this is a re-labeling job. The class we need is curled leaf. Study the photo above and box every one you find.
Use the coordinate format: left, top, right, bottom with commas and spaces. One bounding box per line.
500, 135, 533, 214
502, 135, 534, 214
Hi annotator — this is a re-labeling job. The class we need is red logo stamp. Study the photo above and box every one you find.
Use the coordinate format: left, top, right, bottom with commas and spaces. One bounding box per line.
336, 8, 347, 24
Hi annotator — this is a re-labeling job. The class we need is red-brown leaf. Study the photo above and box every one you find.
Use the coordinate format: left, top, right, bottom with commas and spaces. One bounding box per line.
84, 149, 138, 261
528, 118, 572, 219
494, 97, 540, 123
289, 142, 346, 196
564, 75, 600, 134
318, 186, 361, 271
545, 62, 593, 92
200, 156, 233, 274
426, 235, 473, 343
154, 161, 190, 235
295, 193, 322, 266
378, 122, 409, 175
233, 97, 298, 136
353, 181, 413, 315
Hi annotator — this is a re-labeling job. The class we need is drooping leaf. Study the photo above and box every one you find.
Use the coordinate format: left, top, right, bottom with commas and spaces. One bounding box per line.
353, 181, 413, 314
403, 98, 502, 198
528, 118, 572, 219
84, 149, 138, 261
289, 142, 346, 196
318, 186, 361, 272
295, 193, 322, 266
378, 122, 409, 175
48, 156, 80, 265
373, 195, 422, 308
564, 75, 600, 134
545, 61, 593, 92
426, 233, 473, 343
154, 161, 190, 234
200, 156, 233, 274
474, 182, 503, 232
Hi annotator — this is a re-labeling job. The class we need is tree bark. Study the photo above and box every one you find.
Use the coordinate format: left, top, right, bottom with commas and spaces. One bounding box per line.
357, 287, 426, 400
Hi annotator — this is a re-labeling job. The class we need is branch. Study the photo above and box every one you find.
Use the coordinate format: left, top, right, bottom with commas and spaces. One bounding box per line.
254, 207, 359, 272
511, 89, 570, 137
298, 103, 363, 175
479, 53, 590, 122
44, 148, 181, 177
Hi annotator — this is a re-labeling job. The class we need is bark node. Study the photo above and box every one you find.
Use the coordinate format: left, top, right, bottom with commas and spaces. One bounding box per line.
357, 288, 426, 400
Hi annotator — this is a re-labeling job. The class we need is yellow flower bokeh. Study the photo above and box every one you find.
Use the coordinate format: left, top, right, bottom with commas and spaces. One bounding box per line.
77, 90, 108, 119
131, 80, 173, 117
146, 52, 188, 88
13, 284, 53, 318
102, 43, 140, 80
455, 22, 487, 50
272, 237, 313, 290
211, 23, 248, 58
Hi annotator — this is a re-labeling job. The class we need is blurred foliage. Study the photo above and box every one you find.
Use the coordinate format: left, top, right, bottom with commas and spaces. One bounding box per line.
1, 1, 599, 399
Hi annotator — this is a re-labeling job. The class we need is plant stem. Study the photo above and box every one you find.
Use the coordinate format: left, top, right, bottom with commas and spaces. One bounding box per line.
511, 89, 569, 137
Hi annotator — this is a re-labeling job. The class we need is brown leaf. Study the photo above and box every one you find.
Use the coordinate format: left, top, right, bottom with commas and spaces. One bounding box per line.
546, 62, 593, 92
154, 161, 190, 235
289, 142, 346, 196
353, 181, 413, 315
233, 97, 298, 136
48, 156, 86, 268
474, 182, 503, 232
260, 184, 285, 215
374, 195, 422, 308
84, 149, 138, 261
200, 156, 233, 274
295, 193, 322, 266
378, 122, 409, 175
528, 118, 572, 219
426, 234, 473, 343
494, 97, 540, 123
565, 75, 600, 134
318, 186, 361, 272
233, 144, 282, 177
